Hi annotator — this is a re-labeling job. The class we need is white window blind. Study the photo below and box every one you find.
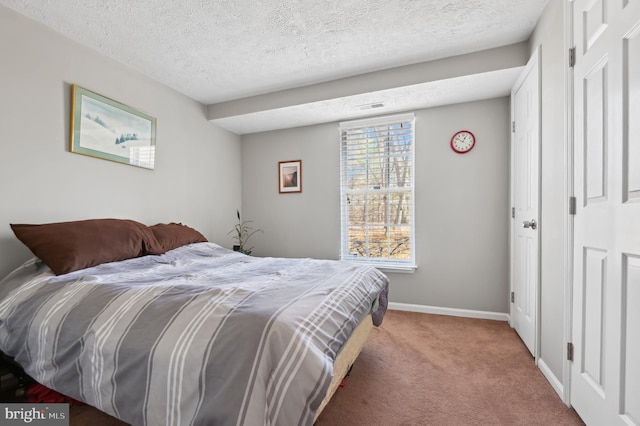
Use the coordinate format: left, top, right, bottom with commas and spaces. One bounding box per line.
340, 113, 416, 270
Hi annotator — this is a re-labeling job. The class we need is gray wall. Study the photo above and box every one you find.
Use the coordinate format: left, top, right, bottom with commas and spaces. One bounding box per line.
528, 0, 568, 388
242, 97, 511, 314
0, 0, 568, 396
0, 5, 242, 278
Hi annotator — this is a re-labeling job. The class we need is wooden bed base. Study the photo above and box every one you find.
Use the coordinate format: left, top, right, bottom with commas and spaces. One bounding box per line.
314, 314, 374, 421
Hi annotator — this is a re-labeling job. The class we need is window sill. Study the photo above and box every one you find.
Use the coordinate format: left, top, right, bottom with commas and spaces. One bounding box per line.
377, 265, 417, 274
342, 259, 417, 274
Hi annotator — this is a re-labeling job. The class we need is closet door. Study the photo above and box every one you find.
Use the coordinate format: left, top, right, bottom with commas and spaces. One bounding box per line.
571, 0, 640, 424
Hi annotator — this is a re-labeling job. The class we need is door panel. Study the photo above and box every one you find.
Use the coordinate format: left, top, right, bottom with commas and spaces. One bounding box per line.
584, 58, 607, 202
581, 247, 606, 393
583, 0, 607, 51
625, 25, 640, 201
622, 254, 640, 424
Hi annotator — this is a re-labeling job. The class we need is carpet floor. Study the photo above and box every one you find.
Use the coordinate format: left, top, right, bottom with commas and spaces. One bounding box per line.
65, 309, 584, 425
316, 310, 584, 426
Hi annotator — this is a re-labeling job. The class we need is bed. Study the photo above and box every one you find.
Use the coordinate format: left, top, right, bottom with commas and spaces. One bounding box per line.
0, 219, 388, 425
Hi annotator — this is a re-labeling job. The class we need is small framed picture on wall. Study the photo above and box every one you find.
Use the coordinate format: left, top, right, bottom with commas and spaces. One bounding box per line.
278, 160, 302, 193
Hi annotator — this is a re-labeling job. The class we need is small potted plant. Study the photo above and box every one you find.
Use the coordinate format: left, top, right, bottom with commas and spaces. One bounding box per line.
228, 210, 262, 255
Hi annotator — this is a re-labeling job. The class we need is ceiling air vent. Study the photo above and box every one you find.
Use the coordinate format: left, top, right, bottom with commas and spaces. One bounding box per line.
356, 102, 385, 111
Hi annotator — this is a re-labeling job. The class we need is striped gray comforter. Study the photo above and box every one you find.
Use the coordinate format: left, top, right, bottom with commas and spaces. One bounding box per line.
0, 243, 388, 425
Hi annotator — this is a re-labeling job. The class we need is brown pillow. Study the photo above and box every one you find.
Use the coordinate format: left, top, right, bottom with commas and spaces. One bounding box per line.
149, 223, 207, 252
10, 219, 164, 275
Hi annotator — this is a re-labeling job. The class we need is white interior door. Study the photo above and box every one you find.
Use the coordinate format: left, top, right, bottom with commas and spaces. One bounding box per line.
571, 0, 640, 424
510, 49, 540, 357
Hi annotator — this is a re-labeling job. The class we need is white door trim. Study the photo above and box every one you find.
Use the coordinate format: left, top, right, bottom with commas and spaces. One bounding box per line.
563, 0, 575, 407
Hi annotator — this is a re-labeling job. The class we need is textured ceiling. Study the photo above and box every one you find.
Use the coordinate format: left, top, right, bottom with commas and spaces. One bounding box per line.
0, 0, 548, 106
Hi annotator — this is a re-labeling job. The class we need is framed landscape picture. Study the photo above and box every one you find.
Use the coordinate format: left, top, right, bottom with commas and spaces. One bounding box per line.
278, 160, 302, 193
70, 85, 157, 169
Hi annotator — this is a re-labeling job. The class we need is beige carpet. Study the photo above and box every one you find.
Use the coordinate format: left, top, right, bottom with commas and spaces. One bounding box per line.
316, 310, 584, 426
66, 309, 584, 425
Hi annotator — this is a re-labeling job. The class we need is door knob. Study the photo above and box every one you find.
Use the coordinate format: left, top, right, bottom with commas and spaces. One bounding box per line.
522, 219, 537, 230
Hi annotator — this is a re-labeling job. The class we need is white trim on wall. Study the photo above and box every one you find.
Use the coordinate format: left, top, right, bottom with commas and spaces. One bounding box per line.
538, 358, 565, 400
388, 302, 509, 322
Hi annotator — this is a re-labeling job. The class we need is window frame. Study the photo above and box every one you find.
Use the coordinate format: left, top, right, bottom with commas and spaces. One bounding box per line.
339, 113, 416, 272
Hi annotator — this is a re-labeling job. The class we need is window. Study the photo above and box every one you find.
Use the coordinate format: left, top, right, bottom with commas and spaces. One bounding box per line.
340, 113, 415, 271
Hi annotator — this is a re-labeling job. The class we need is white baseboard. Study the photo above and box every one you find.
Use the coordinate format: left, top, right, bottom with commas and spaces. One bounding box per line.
537, 358, 565, 400
388, 302, 509, 322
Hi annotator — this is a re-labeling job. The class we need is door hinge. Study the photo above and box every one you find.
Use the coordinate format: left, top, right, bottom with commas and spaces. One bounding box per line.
512, 207, 515, 218
567, 342, 574, 361
569, 47, 576, 68
569, 196, 576, 215
512, 121, 515, 133
511, 291, 515, 303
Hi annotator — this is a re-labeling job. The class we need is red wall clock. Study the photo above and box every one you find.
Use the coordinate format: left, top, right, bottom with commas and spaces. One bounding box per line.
450, 130, 475, 154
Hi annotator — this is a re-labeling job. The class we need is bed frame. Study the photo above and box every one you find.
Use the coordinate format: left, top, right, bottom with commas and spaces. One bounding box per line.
1, 316, 373, 421
0, 316, 374, 421
314, 313, 374, 421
